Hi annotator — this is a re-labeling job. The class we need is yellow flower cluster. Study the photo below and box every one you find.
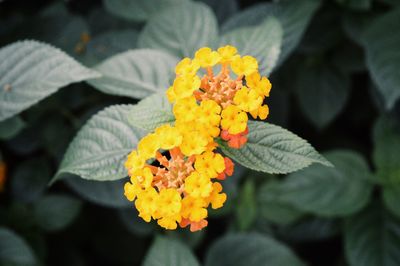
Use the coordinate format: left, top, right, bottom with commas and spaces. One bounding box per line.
124, 45, 271, 231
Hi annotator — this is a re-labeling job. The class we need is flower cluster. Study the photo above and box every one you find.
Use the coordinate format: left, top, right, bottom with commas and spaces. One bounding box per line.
124, 45, 271, 231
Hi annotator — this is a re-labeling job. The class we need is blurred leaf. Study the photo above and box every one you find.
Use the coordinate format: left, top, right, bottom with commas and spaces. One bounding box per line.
269, 150, 373, 217
220, 17, 282, 76
236, 179, 257, 231
0, 40, 100, 122
383, 185, 400, 219
165, 229, 205, 249
0, 116, 25, 140
138, 2, 218, 57
11, 158, 50, 203
199, 0, 238, 24
82, 30, 139, 66
222, 0, 320, 65
363, 8, 400, 109
342, 12, 375, 45
258, 180, 305, 225
55, 105, 139, 182
344, 201, 400, 266
104, 0, 190, 22
382, 0, 400, 5
65, 176, 130, 208
205, 233, 305, 266
143, 236, 200, 266
34, 194, 82, 232
332, 43, 366, 73
219, 121, 332, 174
0, 227, 37, 266
373, 117, 400, 183
118, 208, 154, 237
128, 93, 174, 133
295, 64, 350, 129
277, 218, 340, 243
336, 0, 372, 10
88, 49, 178, 99
5, 126, 41, 155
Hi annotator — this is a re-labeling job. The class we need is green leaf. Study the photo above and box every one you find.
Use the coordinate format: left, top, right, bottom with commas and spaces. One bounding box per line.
11, 158, 50, 203
199, 0, 238, 24
104, 0, 190, 22
138, 2, 218, 57
143, 236, 200, 266
236, 179, 257, 231
258, 180, 305, 225
34, 194, 82, 232
0, 116, 25, 140
82, 30, 139, 66
205, 233, 305, 266
55, 104, 139, 182
222, 0, 320, 66
118, 208, 154, 236
295, 64, 350, 129
344, 201, 400, 266
219, 121, 331, 174
65, 176, 130, 208
219, 17, 282, 76
0, 40, 100, 122
383, 185, 400, 219
128, 93, 174, 133
88, 49, 178, 99
0, 227, 37, 266
363, 8, 400, 109
269, 150, 373, 217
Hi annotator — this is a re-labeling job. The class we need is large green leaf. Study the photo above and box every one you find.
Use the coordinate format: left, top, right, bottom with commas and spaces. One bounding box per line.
142, 236, 200, 266
83, 30, 139, 66
266, 150, 373, 217
205, 233, 305, 266
336, 0, 372, 10
0, 227, 37, 266
0, 40, 100, 122
65, 176, 130, 208
88, 49, 178, 99
219, 121, 331, 174
222, 0, 320, 66
138, 2, 218, 57
258, 179, 305, 225
295, 64, 350, 129
363, 8, 400, 109
383, 185, 400, 219
199, 0, 238, 24
219, 17, 282, 76
104, 0, 189, 22
55, 104, 139, 182
236, 179, 257, 230
34, 194, 82, 232
373, 117, 400, 184
344, 202, 400, 266
128, 93, 174, 133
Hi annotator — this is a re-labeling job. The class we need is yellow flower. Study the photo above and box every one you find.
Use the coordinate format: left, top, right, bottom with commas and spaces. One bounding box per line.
175, 57, 200, 76
156, 188, 182, 217
221, 105, 248, 134
137, 133, 160, 159
184, 171, 213, 198
195, 47, 221, 68
246, 72, 271, 97
124, 182, 139, 201
155, 124, 182, 150
179, 130, 209, 156
207, 182, 227, 209
157, 214, 182, 230
135, 167, 154, 189
135, 188, 159, 222
124, 150, 145, 174
231, 55, 258, 76
171, 75, 201, 100
218, 45, 238, 64
199, 100, 221, 126
195, 151, 225, 178
181, 196, 208, 222
173, 96, 199, 122
249, 104, 269, 120
233, 86, 263, 112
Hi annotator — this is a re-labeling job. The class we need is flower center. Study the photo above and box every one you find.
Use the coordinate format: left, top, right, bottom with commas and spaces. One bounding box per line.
194, 65, 243, 108
149, 148, 195, 194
